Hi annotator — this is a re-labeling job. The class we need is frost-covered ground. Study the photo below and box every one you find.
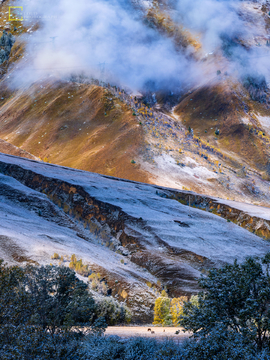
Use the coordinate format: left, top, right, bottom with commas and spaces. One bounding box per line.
105, 326, 190, 342
0, 152, 270, 320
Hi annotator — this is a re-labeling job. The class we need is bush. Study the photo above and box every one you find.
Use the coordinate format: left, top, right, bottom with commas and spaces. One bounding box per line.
95, 296, 132, 325
88, 272, 109, 295
0, 324, 85, 360
83, 336, 183, 360
69, 256, 91, 276
242, 74, 268, 103
182, 325, 267, 360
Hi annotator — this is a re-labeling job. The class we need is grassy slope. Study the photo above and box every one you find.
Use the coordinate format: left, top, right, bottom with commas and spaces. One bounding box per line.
0, 138, 37, 160
0, 1, 146, 183
174, 81, 270, 173
0, 79, 149, 183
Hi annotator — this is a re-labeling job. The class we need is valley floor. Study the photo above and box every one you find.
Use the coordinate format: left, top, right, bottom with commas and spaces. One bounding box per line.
105, 326, 190, 342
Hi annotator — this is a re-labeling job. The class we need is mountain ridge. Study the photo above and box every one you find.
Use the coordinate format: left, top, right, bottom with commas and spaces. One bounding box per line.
1, 152, 270, 321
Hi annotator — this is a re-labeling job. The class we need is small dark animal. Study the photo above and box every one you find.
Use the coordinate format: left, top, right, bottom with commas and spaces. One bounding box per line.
151, 331, 155, 334
147, 328, 151, 332
175, 330, 180, 335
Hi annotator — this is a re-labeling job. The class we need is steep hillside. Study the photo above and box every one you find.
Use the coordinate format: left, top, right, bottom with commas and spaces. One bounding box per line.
1, 153, 270, 321
0, 78, 149, 182
0, 0, 269, 209
0, 138, 37, 159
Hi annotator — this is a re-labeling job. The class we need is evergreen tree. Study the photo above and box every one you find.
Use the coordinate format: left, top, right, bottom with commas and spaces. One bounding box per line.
180, 254, 270, 351
24, 264, 97, 333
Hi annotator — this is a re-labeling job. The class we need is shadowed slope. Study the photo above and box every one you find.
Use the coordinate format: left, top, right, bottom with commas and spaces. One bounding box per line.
1, 153, 270, 321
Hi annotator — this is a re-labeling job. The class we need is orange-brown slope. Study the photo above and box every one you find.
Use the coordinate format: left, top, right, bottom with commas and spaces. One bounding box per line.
0, 138, 37, 160
174, 82, 270, 174
146, 6, 201, 53
0, 80, 149, 183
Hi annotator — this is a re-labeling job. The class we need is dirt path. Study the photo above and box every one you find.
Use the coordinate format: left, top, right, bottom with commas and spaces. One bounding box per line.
105, 326, 191, 343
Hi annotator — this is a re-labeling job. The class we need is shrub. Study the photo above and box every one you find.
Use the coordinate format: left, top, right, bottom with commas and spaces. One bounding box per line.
88, 272, 109, 295
182, 324, 263, 360
71, 254, 77, 262
242, 74, 268, 103
69, 258, 91, 276
83, 336, 183, 360
95, 296, 132, 325
0, 324, 86, 360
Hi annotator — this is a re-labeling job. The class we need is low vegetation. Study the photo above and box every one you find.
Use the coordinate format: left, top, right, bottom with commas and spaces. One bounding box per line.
152, 253, 270, 358
0, 260, 130, 359
69, 254, 91, 277
2, 253, 270, 359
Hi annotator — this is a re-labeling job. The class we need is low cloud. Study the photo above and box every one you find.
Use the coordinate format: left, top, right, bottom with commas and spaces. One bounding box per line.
9, 0, 270, 91
12, 0, 202, 91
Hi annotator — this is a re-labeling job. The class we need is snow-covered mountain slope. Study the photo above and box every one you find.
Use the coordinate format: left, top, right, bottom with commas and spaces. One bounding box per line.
1, 152, 270, 321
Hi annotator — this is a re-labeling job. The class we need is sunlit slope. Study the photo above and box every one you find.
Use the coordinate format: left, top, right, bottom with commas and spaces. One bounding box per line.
0, 80, 149, 183
0, 138, 37, 160
145, 5, 201, 53
0, 0, 270, 207
174, 81, 270, 174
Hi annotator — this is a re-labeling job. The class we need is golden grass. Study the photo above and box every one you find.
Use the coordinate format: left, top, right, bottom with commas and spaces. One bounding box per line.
0, 80, 149, 183
146, 6, 201, 52
174, 83, 270, 172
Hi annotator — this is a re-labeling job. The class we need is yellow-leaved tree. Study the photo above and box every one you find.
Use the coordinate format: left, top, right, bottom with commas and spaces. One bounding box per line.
170, 296, 188, 326
153, 290, 172, 326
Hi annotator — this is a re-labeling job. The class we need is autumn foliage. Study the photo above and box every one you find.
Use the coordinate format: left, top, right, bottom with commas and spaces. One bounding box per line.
153, 290, 188, 326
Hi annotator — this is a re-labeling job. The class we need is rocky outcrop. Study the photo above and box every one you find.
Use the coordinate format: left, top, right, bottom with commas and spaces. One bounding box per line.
169, 191, 270, 240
